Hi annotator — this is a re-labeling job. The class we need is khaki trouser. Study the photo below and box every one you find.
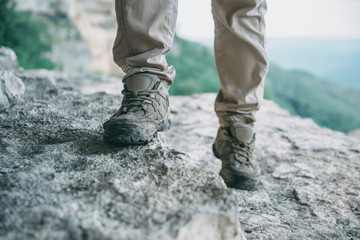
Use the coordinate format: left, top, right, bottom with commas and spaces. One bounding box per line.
113, 0, 268, 126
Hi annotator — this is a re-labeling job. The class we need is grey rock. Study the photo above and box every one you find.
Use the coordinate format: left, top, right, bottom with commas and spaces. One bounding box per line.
166, 94, 360, 240
0, 47, 20, 71
0, 70, 244, 240
17, 69, 123, 95
2, 63, 360, 240
15, 67, 360, 239
0, 70, 25, 110
16, 70, 59, 100
348, 128, 360, 140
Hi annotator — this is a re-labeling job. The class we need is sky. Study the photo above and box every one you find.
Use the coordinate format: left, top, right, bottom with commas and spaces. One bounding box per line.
176, 0, 360, 40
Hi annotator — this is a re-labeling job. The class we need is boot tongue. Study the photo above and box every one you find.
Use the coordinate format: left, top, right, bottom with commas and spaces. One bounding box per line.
230, 122, 254, 143
125, 74, 159, 91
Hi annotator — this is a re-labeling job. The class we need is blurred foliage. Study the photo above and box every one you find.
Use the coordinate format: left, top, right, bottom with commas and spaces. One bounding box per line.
0, 0, 55, 69
265, 65, 360, 133
168, 36, 360, 133
167, 36, 219, 95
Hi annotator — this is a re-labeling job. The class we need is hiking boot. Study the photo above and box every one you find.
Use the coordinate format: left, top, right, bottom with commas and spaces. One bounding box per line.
103, 73, 171, 144
212, 122, 261, 190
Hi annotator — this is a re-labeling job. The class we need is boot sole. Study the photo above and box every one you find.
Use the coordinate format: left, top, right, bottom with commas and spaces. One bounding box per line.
103, 115, 171, 145
212, 144, 261, 190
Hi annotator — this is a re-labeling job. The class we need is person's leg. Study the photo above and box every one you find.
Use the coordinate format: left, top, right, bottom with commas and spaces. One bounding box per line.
113, 0, 178, 84
212, 0, 268, 126
103, 0, 178, 144
211, 0, 268, 190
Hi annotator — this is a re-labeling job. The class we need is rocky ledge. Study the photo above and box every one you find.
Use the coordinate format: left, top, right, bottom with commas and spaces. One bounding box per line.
0, 47, 243, 240
1, 47, 360, 240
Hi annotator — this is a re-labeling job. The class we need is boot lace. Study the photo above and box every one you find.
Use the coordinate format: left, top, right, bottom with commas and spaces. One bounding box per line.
119, 88, 162, 114
227, 131, 255, 165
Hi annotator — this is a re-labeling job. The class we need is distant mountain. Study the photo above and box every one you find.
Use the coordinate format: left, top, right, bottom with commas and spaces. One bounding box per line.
168, 37, 360, 133
267, 38, 360, 90
265, 65, 360, 133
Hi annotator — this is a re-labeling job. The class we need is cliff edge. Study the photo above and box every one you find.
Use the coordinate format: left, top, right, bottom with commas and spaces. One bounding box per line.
1, 47, 359, 240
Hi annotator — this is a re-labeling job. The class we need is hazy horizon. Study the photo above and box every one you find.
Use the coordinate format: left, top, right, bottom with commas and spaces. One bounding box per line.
177, 0, 360, 41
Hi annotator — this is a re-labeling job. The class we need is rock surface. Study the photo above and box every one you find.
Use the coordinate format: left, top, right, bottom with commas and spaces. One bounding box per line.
0, 70, 244, 239
167, 95, 360, 240
1, 48, 360, 239
0, 70, 25, 110
348, 129, 360, 140
0, 47, 21, 71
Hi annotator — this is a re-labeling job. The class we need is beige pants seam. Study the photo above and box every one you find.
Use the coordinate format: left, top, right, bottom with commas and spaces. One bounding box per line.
117, 1, 133, 74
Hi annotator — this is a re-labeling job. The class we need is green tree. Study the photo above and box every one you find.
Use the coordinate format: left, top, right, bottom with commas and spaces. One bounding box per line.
167, 36, 220, 95
0, 0, 55, 69
265, 64, 360, 132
